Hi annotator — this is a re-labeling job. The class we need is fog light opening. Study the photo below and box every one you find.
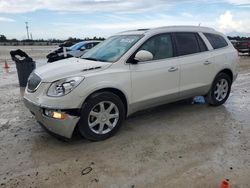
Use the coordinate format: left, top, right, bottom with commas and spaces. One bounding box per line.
44, 109, 66, 120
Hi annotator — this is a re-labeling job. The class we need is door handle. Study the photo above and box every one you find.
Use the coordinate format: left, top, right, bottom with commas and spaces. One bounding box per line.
204, 60, 212, 65
168, 67, 178, 72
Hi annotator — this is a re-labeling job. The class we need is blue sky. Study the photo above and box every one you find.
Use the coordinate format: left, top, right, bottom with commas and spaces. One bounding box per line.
0, 0, 250, 40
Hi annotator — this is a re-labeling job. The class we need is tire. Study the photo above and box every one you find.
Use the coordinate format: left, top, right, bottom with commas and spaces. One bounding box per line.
206, 73, 232, 106
78, 92, 125, 141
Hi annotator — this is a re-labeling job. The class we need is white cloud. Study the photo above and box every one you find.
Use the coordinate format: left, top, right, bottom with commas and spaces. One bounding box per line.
226, 0, 250, 5
218, 11, 250, 34
1, 1, 250, 38
48, 13, 209, 39
2, 0, 249, 14
0, 16, 15, 22
0, 0, 171, 13
181, 12, 193, 18
0, 0, 250, 14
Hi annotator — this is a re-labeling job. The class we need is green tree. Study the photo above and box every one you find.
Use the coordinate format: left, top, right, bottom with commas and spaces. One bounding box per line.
0, 35, 7, 42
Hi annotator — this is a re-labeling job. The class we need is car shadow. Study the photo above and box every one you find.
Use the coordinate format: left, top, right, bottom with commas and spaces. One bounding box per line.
69, 97, 224, 143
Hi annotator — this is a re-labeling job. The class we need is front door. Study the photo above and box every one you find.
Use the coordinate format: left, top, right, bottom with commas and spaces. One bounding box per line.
130, 33, 180, 111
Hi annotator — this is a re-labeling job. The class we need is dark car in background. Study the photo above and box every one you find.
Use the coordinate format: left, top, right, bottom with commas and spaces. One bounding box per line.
235, 41, 250, 55
229, 40, 237, 48
47, 40, 101, 63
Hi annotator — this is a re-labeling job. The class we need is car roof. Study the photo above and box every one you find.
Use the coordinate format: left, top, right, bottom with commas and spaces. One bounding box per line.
84, 40, 102, 43
73, 40, 102, 45
115, 25, 218, 36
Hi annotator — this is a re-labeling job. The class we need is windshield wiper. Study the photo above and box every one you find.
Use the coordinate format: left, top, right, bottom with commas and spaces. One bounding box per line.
82, 57, 99, 61
82, 57, 109, 62
98, 59, 108, 62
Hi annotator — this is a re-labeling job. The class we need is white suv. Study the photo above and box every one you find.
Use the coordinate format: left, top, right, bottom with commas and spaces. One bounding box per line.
24, 26, 239, 141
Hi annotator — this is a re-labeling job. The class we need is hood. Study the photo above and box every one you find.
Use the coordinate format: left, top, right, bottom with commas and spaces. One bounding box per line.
35, 57, 112, 82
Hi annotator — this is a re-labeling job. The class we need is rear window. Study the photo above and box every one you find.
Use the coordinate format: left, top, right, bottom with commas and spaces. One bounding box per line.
204, 33, 228, 49
174, 32, 201, 56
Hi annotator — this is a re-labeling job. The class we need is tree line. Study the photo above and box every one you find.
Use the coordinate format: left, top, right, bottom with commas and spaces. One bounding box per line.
0, 34, 105, 43
1, 34, 250, 44
227, 36, 250, 41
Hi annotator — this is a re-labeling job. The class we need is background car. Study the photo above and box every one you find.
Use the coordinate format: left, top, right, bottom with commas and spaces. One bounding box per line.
47, 40, 101, 63
229, 39, 238, 48
235, 40, 250, 55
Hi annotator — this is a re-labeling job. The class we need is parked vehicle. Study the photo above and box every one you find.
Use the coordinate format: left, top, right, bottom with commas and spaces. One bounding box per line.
229, 40, 238, 48
24, 26, 239, 141
47, 40, 101, 62
235, 40, 250, 55
59, 41, 74, 48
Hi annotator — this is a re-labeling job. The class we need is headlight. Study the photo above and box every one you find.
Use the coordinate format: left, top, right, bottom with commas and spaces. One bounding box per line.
47, 77, 84, 97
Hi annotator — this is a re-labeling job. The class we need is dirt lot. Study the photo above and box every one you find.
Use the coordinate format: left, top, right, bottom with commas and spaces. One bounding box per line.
0, 46, 250, 188
0, 46, 57, 63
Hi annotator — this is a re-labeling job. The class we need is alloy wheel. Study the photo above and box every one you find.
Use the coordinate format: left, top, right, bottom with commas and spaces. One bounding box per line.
214, 78, 229, 102
88, 101, 119, 135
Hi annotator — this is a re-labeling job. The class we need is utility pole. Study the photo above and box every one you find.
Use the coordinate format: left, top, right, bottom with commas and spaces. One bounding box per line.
25, 22, 29, 40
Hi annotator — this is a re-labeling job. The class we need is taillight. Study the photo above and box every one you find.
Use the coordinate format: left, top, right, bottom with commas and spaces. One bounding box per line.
248, 42, 250, 48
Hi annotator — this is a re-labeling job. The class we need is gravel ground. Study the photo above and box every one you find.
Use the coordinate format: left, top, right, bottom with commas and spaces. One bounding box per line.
0, 46, 250, 188
0, 45, 57, 63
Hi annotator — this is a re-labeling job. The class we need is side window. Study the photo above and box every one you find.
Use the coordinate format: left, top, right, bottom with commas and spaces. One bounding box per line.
93, 42, 99, 47
204, 33, 228, 49
174, 32, 200, 56
85, 43, 93, 49
138, 34, 173, 61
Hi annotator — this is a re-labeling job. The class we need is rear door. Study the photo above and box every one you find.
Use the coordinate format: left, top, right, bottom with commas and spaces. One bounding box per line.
173, 32, 215, 98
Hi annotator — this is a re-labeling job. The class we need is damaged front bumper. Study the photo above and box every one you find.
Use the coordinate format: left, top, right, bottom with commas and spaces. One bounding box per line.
23, 97, 80, 139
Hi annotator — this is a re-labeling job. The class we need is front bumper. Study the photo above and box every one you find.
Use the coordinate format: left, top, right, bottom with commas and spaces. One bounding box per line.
23, 97, 80, 139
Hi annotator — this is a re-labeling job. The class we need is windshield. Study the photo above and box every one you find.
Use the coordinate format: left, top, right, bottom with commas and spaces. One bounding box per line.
68, 42, 85, 51
81, 35, 142, 62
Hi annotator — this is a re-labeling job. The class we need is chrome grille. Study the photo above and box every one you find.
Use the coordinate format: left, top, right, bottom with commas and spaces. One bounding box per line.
27, 72, 41, 92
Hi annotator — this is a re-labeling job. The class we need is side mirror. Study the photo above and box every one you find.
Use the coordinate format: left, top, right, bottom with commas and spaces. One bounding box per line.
80, 47, 86, 51
134, 50, 153, 62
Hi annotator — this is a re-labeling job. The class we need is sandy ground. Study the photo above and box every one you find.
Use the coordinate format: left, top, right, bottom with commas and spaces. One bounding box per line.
0, 46, 250, 188
0, 46, 57, 64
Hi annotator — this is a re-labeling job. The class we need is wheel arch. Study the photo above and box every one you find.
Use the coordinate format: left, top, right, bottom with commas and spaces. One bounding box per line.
217, 68, 233, 82
206, 68, 233, 106
206, 68, 233, 96
82, 87, 129, 117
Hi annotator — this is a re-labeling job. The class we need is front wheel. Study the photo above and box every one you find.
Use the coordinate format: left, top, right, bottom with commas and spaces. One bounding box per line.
78, 92, 125, 141
206, 73, 232, 106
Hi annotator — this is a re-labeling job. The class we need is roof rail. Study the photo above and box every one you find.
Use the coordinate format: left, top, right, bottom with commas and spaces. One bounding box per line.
116, 25, 217, 35
117, 28, 149, 34
152, 25, 216, 31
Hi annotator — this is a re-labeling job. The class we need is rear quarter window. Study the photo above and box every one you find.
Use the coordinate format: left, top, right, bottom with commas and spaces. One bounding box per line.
204, 33, 228, 49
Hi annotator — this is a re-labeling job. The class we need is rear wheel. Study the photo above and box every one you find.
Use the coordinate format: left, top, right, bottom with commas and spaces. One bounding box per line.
78, 92, 125, 141
206, 73, 232, 106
